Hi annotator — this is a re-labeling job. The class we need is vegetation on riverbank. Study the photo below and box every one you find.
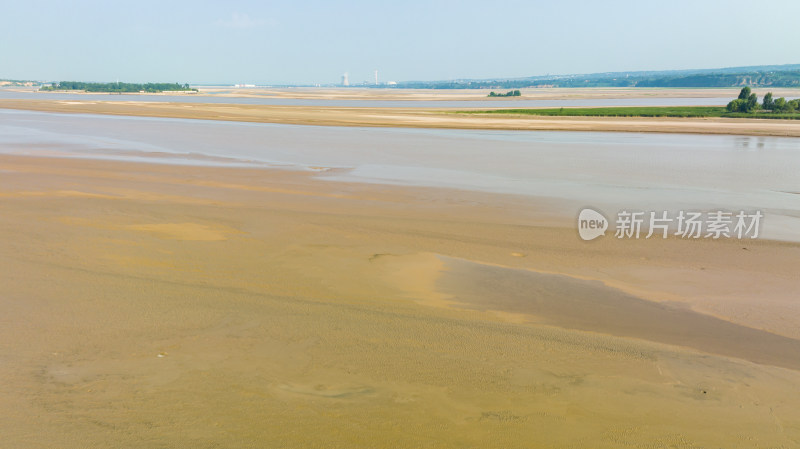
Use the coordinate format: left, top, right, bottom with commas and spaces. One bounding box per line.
463, 88, 800, 120
40, 81, 196, 93
725, 86, 798, 113
458, 105, 800, 120
725, 86, 761, 113
487, 90, 521, 97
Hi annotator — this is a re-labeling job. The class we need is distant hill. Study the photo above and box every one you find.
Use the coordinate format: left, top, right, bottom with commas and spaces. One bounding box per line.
0, 79, 40, 87
396, 64, 800, 89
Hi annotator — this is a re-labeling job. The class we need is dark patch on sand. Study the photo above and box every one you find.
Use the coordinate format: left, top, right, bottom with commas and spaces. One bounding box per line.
438, 257, 800, 371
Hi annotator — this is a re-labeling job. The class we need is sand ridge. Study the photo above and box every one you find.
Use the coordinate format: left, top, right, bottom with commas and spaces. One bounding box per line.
2, 97, 800, 137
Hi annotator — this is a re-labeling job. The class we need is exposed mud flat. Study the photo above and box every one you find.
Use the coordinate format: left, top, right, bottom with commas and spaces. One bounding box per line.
1, 152, 799, 447
438, 256, 800, 371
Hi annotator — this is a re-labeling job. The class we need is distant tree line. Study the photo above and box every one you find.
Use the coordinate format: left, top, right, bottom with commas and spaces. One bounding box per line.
635, 73, 800, 88
726, 87, 799, 113
40, 81, 196, 93
488, 90, 521, 97
760, 91, 799, 113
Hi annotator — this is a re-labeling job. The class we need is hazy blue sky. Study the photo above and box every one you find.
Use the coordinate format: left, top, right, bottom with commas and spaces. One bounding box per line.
2, 0, 798, 85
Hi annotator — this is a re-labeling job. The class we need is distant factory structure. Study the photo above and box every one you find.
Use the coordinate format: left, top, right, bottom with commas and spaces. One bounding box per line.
338, 70, 396, 87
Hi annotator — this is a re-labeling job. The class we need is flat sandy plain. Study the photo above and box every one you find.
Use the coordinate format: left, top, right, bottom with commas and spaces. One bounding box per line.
1, 89, 800, 448
2, 95, 800, 137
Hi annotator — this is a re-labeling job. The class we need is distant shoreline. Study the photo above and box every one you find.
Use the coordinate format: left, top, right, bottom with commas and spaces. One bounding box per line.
458, 106, 800, 120
1, 98, 799, 137
40, 81, 196, 94
12, 86, 800, 102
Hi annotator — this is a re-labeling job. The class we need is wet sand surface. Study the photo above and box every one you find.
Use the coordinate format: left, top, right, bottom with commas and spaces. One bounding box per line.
2, 109, 798, 243
438, 257, 800, 371
1, 154, 800, 447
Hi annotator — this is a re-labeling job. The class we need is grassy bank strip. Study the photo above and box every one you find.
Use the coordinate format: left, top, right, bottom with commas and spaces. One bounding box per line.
455, 106, 800, 120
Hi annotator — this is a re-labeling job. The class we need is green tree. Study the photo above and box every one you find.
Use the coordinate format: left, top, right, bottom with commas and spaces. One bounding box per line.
727, 99, 746, 112
762, 92, 774, 110
772, 97, 794, 112
737, 86, 751, 100
727, 94, 760, 113
746, 93, 759, 112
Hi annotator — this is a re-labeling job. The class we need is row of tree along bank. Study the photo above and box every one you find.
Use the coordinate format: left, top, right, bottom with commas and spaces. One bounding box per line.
727, 87, 799, 113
